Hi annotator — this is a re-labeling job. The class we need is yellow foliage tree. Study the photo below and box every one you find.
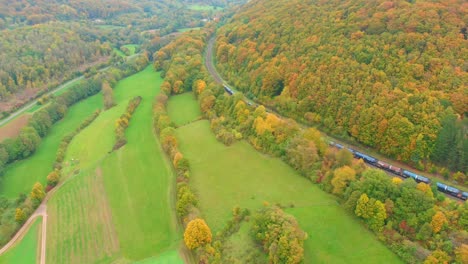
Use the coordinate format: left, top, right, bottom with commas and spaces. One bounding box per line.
193, 79, 207, 96
424, 249, 451, 264
331, 166, 356, 195
355, 193, 371, 218
15, 208, 26, 224
47, 170, 60, 186
416, 182, 434, 198
184, 218, 212, 250
173, 152, 183, 168
455, 244, 468, 264
392, 177, 403, 185
30, 182, 45, 207
431, 211, 448, 233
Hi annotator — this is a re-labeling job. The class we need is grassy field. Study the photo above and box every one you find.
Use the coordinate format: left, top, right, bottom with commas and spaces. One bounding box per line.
114, 44, 139, 57
47, 66, 183, 263
0, 93, 103, 198
167, 93, 202, 126
47, 169, 120, 264
187, 4, 219, 11
0, 218, 41, 264
171, 94, 402, 263
177, 27, 201, 33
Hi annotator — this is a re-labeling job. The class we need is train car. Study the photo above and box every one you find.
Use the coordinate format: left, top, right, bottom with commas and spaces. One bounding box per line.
388, 165, 403, 175
376, 160, 390, 170
328, 141, 344, 150
354, 151, 377, 164
347, 147, 355, 154
223, 85, 234, 95
462, 192, 468, 201
402, 170, 431, 184
436, 182, 461, 197
376, 161, 403, 175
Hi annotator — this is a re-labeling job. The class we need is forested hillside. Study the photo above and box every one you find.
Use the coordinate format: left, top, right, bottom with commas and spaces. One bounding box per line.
0, 0, 240, 114
215, 0, 467, 175
0, 23, 111, 109
0, 0, 231, 28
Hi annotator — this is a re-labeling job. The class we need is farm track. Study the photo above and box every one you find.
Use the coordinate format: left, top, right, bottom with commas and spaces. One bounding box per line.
0, 204, 47, 264
204, 36, 462, 201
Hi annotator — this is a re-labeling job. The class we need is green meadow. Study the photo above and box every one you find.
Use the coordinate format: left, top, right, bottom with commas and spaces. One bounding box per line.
0, 218, 41, 264
187, 4, 219, 11
47, 66, 183, 263
0, 93, 103, 198
167, 93, 202, 126
170, 94, 402, 264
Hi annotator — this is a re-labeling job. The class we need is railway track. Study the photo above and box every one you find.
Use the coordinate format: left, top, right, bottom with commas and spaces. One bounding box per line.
204, 36, 467, 202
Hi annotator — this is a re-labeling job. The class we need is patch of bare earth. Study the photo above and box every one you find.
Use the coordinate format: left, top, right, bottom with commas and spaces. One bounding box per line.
0, 114, 31, 141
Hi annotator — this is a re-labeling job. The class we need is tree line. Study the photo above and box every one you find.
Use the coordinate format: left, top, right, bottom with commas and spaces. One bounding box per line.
150, 25, 468, 263
0, 53, 149, 247
214, 0, 467, 177
114, 96, 142, 150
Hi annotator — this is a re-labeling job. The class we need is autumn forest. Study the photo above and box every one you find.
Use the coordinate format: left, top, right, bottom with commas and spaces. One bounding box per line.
0, 0, 466, 263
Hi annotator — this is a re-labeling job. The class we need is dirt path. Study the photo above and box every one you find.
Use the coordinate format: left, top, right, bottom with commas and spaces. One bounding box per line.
0, 204, 47, 260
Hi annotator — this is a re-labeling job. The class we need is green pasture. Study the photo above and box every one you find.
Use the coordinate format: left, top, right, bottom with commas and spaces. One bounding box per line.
0, 93, 103, 198
0, 218, 41, 264
47, 169, 120, 264
167, 93, 201, 126
187, 4, 220, 11
177, 27, 201, 33
96, 25, 125, 30
134, 250, 184, 264
172, 94, 402, 263
47, 66, 182, 262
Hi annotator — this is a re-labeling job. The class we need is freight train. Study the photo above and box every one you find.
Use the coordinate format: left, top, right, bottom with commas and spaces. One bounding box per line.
329, 142, 467, 200
222, 85, 467, 201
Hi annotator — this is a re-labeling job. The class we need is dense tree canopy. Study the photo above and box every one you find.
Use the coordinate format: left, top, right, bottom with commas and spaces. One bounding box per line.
215, 0, 467, 173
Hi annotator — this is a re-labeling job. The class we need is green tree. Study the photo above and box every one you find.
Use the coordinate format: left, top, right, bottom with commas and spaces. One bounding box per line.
368, 200, 387, 232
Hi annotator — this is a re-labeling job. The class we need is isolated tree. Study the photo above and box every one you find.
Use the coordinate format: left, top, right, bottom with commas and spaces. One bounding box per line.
184, 218, 212, 250
15, 208, 26, 224
431, 211, 447, 233
30, 182, 45, 207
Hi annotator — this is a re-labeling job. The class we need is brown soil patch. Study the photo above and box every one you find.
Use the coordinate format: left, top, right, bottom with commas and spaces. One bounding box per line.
0, 114, 31, 142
